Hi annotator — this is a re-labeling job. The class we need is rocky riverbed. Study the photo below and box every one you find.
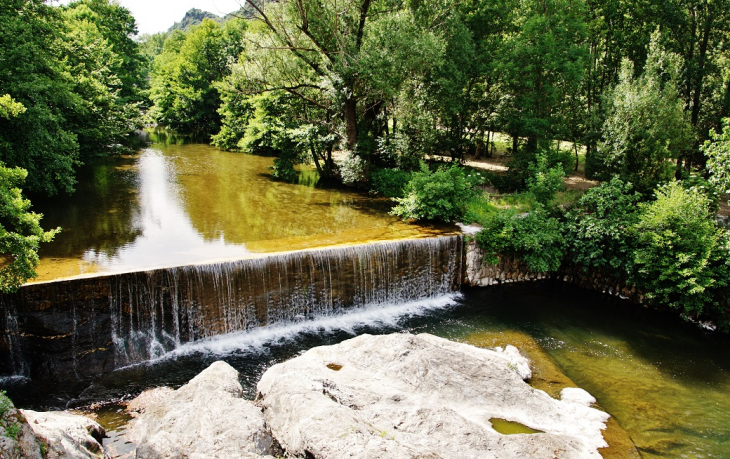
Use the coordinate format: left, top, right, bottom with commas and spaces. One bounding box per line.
6, 333, 627, 458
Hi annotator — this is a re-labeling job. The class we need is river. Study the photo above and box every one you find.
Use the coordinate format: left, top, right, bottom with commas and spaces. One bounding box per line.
7, 137, 730, 458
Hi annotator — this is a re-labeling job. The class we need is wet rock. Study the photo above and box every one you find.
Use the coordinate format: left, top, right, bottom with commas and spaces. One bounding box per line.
128, 361, 277, 459
21, 410, 108, 459
257, 333, 610, 459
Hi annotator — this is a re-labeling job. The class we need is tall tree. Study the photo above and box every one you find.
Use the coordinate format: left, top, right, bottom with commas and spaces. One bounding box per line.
150, 18, 247, 137
231, 0, 442, 158
0, 0, 80, 195
497, 0, 589, 153
0, 96, 59, 291
589, 34, 694, 192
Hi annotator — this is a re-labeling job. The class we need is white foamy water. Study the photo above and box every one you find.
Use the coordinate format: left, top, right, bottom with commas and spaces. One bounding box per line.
135, 293, 461, 365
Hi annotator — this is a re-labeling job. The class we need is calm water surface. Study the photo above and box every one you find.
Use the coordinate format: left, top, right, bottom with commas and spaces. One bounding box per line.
31, 140, 447, 281
7, 283, 727, 458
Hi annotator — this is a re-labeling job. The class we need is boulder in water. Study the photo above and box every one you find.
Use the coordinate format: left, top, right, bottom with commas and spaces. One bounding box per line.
128, 360, 278, 459
257, 333, 611, 459
20, 409, 108, 459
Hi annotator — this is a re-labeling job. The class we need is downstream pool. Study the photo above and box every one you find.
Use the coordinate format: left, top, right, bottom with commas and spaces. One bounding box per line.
6, 283, 728, 458
30, 137, 447, 282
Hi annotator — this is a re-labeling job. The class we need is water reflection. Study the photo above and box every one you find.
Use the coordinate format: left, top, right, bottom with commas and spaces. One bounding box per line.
32, 142, 447, 281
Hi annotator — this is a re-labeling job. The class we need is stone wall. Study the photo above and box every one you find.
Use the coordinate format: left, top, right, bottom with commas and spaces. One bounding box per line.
464, 239, 645, 303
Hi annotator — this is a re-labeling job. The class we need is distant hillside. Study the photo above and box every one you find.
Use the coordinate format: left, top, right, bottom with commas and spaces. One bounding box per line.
168, 8, 222, 32
168, 3, 271, 33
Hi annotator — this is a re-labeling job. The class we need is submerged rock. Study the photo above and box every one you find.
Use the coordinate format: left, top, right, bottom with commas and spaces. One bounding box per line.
20, 410, 108, 459
128, 361, 277, 459
257, 333, 611, 459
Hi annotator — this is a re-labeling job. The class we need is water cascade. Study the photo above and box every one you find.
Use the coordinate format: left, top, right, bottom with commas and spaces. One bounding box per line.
0, 236, 462, 384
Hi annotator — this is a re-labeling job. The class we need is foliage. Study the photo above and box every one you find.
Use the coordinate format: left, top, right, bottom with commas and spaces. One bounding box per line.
0, 165, 60, 292
631, 182, 730, 319
0, 0, 145, 195
504, 146, 572, 192
588, 33, 694, 192
526, 152, 565, 204
462, 192, 499, 225
474, 207, 566, 272
370, 168, 412, 198
0, 96, 58, 290
0, 391, 12, 417
149, 18, 247, 137
497, 0, 588, 152
680, 174, 721, 214
391, 163, 480, 222
564, 178, 643, 276
703, 118, 730, 194
340, 153, 369, 187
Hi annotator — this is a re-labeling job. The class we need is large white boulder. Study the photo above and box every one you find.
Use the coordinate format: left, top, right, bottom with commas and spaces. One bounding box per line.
128, 361, 277, 459
20, 410, 108, 459
257, 333, 610, 459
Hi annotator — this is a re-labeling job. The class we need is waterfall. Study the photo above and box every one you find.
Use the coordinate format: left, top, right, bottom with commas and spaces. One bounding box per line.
0, 236, 463, 382
109, 235, 463, 367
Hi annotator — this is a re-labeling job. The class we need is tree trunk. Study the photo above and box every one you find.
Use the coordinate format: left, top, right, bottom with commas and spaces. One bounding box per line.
721, 78, 730, 121
691, 11, 714, 128
344, 97, 358, 150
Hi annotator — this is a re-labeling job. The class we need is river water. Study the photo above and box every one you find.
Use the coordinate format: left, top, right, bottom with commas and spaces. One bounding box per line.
30, 135, 446, 282
14, 138, 730, 458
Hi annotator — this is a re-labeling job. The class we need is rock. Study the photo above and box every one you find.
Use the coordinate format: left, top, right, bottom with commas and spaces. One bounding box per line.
257, 333, 610, 459
128, 361, 277, 459
21, 410, 108, 459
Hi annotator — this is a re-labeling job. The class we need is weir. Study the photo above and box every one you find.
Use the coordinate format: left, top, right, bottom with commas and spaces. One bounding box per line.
0, 235, 463, 384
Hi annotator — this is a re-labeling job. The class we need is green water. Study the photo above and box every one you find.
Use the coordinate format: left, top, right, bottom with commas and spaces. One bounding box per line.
489, 418, 543, 435
31, 139, 448, 281
7, 283, 729, 457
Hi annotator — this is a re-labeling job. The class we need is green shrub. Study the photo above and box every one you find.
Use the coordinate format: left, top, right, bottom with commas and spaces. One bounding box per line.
0, 391, 12, 417
463, 192, 499, 225
391, 162, 481, 222
631, 182, 730, 320
503, 147, 572, 192
370, 168, 412, 198
564, 177, 643, 276
680, 174, 721, 214
526, 152, 565, 204
475, 207, 566, 272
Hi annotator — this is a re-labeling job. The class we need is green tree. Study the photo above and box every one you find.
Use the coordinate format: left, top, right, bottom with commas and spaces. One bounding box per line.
0, 0, 80, 195
475, 207, 566, 272
632, 181, 730, 320
498, 0, 589, 153
703, 118, 730, 193
564, 177, 642, 276
150, 18, 246, 137
391, 162, 480, 222
228, 0, 443, 163
61, 2, 138, 155
0, 96, 59, 291
588, 33, 694, 192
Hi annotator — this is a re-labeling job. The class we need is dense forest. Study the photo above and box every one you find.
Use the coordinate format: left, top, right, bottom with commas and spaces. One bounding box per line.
1, 0, 730, 328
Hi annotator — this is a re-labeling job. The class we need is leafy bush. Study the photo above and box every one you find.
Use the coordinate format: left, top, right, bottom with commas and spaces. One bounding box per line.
463, 192, 499, 225
340, 153, 369, 186
703, 117, 730, 194
526, 152, 565, 204
588, 35, 693, 192
680, 174, 721, 214
0, 391, 12, 417
391, 162, 480, 222
370, 168, 412, 198
503, 147, 572, 192
474, 207, 566, 272
631, 182, 730, 320
564, 177, 643, 276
